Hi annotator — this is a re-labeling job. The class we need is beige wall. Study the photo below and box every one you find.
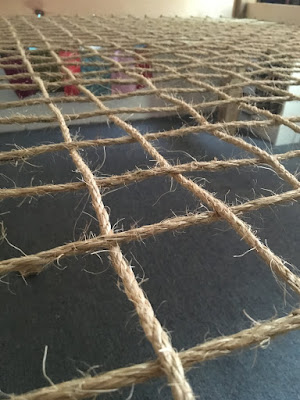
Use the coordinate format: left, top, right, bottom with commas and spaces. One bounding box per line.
1, 0, 233, 17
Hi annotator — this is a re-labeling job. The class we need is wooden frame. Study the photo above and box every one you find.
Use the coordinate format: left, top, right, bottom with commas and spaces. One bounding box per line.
246, 2, 300, 24
232, 0, 256, 17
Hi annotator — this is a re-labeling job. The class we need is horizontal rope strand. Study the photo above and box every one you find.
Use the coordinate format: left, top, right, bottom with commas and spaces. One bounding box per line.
9, 308, 300, 400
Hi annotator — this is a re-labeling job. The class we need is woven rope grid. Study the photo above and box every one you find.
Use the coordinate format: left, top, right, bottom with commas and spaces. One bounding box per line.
0, 14, 299, 400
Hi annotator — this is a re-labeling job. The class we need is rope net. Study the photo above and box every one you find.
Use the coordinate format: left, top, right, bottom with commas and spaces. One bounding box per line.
0, 15, 299, 400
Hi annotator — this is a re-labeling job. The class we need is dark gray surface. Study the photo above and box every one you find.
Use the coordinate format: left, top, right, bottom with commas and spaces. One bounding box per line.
0, 117, 299, 400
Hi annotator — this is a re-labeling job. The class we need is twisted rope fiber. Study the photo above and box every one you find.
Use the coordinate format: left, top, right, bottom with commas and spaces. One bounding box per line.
64, 16, 300, 199
0, 150, 299, 200
8, 308, 300, 400
28, 16, 196, 400
0, 73, 299, 93
0, 122, 300, 164
175, 55, 300, 147
1, 188, 300, 276
3, 98, 300, 125
0, 123, 299, 162
107, 27, 300, 189
0, 75, 299, 100
1, 19, 300, 112
48, 17, 300, 294
0, 15, 299, 400
68, 17, 300, 104
4, 17, 195, 400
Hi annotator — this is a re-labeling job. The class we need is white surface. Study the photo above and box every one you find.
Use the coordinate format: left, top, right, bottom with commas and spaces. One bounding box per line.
275, 67, 300, 146
1, 61, 299, 145
0, 66, 218, 133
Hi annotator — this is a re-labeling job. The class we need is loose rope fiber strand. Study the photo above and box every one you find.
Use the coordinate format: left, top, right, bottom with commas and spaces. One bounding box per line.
9, 308, 300, 400
4, 16, 195, 400
0, 123, 299, 164
0, 15, 299, 400
0, 150, 299, 200
34, 16, 300, 295
0, 188, 300, 277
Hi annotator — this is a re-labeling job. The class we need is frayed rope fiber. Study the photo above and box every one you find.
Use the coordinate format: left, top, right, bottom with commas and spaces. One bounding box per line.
0, 14, 299, 400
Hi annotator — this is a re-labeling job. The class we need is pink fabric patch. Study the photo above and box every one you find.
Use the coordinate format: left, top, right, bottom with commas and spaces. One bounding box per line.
111, 51, 137, 94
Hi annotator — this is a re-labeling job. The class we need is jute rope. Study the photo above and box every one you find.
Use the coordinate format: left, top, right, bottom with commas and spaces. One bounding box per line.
0, 123, 299, 164
4, 16, 195, 400
0, 150, 299, 200
8, 308, 300, 400
0, 15, 299, 399
46, 17, 300, 294
2, 98, 300, 125
1, 188, 300, 276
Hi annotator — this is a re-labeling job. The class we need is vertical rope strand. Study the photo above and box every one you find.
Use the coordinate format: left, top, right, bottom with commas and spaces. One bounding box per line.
3, 16, 195, 400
